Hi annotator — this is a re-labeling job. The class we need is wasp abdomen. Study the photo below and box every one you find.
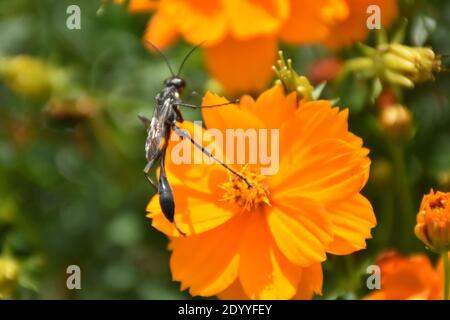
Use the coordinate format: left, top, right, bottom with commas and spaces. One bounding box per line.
158, 171, 175, 223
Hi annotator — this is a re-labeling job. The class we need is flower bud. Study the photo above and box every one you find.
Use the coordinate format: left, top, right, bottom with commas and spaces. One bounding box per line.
379, 104, 413, 141
341, 39, 442, 92
415, 190, 450, 253
379, 44, 442, 87
273, 51, 314, 101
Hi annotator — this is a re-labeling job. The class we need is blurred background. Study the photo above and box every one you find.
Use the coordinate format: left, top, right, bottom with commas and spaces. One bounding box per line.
0, 0, 449, 299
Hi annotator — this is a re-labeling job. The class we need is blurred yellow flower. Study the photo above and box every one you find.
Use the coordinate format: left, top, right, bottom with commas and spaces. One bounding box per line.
0, 55, 69, 99
146, 84, 375, 299
0, 256, 20, 300
0, 55, 52, 99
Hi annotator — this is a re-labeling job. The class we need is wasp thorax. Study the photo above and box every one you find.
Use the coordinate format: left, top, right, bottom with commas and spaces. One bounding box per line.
164, 77, 186, 92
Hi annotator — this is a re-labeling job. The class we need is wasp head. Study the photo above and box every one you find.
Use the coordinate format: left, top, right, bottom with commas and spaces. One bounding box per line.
164, 77, 186, 93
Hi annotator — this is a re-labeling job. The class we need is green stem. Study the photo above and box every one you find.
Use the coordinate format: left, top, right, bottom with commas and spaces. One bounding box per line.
389, 143, 415, 251
443, 252, 449, 300
335, 57, 375, 85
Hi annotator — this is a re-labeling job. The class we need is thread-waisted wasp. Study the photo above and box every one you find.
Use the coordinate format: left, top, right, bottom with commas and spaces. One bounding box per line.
139, 43, 252, 235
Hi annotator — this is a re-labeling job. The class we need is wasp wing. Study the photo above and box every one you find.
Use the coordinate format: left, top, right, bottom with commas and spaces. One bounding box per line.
145, 99, 172, 162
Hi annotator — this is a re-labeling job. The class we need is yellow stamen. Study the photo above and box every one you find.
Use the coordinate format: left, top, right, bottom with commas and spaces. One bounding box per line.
219, 166, 270, 211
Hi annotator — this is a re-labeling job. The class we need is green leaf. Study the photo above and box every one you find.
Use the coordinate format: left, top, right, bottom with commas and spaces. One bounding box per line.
370, 78, 383, 103
312, 81, 327, 100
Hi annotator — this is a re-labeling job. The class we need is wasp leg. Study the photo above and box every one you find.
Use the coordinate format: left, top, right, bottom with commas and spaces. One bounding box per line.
158, 136, 186, 236
143, 151, 162, 191
144, 168, 157, 190
138, 115, 152, 129
171, 124, 253, 188
174, 108, 184, 123
175, 99, 240, 109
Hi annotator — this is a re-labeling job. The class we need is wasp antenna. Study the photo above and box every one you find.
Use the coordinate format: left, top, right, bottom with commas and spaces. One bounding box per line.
176, 41, 206, 77
144, 40, 175, 77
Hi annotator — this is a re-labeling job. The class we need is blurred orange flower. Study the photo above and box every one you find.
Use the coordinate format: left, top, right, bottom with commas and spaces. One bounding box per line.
116, 0, 158, 13
365, 251, 449, 300
123, 0, 398, 94
320, 0, 398, 48
146, 84, 375, 299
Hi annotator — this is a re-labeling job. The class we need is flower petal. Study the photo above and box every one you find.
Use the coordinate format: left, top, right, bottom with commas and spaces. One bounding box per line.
279, 0, 342, 44
294, 263, 323, 299
217, 280, 250, 300
165, 121, 229, 193
238, 212, 301, 299
279, 100, 364, 159
169, 215, 246, 296
267, 198, 333, 266
326, 193, 376, 255
324, 0, 398, 48
271, 139, 369, 205
147, 184, 239, 237
146, 195, 179, 236
227, 0, 289, 39
201, 92, 265, 132
201, 88, 289, 170
143, 10, 179, 50
163, 0, 227, 45
204, 35, 277, 95
219, 263, 323, 300
248, 84, 298, 128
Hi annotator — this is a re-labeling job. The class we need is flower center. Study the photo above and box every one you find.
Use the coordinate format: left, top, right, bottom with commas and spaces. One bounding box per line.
219, 166, 270, 211
429, 196, 446, 210
421, 193, 450, 227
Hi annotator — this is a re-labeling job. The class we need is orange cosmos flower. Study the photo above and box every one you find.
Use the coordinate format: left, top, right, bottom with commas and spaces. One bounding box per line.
365, 251, 449, 300
146, 84, 375, 299
131, 0, 398, 94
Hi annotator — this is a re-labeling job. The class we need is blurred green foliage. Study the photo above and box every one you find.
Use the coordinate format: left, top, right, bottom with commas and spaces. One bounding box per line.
0, 0, 449, 299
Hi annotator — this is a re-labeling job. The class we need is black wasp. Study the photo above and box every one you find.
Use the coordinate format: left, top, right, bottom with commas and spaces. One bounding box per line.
139, 43, 252, 235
